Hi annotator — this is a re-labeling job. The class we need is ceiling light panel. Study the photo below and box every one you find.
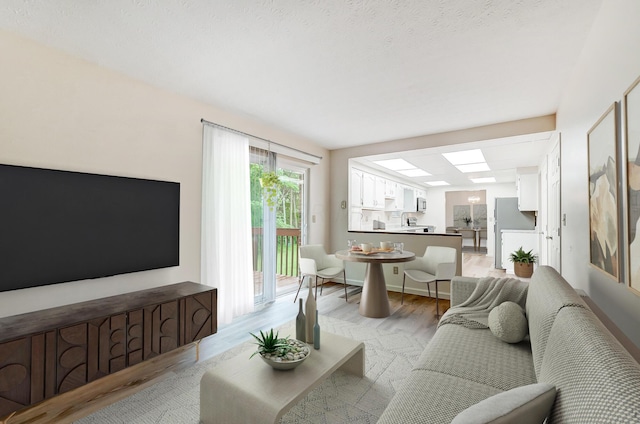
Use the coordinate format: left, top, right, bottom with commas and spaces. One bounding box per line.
457, 163, 490, 173
373, 159, 415, 171
397, 169, 431, 177
471, 177, 496, 183
426, 181, 449, 186
442, 149, 485, 165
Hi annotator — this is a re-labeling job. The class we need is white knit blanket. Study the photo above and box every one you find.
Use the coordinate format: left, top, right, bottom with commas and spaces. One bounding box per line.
438, 277, 528, 329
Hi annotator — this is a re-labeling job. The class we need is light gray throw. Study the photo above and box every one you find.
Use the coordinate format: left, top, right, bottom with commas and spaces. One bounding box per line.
439, 277, 528, 329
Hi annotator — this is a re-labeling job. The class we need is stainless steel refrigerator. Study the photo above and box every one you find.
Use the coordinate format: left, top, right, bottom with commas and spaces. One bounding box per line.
494, 197, 536, 268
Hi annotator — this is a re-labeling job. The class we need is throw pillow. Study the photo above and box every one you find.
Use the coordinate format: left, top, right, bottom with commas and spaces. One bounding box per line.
488, 301, 528, 343
451, 383, 556, 424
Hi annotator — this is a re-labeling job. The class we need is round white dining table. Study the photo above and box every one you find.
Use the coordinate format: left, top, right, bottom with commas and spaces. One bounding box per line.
335, 249, 415, 318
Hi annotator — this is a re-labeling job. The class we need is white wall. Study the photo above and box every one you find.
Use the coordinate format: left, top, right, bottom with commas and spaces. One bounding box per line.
556, 0, 640, 346
0, 30, 330, 317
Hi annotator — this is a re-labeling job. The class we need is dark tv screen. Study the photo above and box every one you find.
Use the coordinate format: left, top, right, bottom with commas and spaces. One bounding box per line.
0, 164, 180, 292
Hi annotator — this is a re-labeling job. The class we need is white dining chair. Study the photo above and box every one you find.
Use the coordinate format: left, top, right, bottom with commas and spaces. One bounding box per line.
296, 244, 348, 302
402, 246, 457, 316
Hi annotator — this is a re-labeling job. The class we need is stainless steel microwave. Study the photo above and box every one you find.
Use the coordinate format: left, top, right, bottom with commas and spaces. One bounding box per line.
417, 197, 426, 212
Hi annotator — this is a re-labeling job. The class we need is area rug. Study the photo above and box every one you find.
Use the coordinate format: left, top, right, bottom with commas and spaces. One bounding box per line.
75, 316, 429, 424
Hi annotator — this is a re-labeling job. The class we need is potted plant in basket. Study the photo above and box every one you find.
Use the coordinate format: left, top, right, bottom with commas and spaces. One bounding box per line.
249, 328, 310, 370
509, 246, 538, 278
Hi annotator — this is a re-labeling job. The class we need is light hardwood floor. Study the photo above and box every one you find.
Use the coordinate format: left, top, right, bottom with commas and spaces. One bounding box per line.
201, 251, 511, 359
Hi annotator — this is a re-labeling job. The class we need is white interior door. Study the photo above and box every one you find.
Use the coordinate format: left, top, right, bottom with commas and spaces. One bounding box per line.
547, 134, 562, 272
539, 155, 549, 266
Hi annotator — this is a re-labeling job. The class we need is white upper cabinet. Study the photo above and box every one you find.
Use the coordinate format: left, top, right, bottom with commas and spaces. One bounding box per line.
350, 168, 363, 208
362, 172, 376, 208
375, 176, 386, 207
384, 180, 396, 198
361, 172, 384, 209
517, 172, 538, 211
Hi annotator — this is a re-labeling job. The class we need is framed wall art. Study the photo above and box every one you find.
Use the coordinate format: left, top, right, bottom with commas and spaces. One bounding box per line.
587, 103, 619, 280
625, 75, 640, 294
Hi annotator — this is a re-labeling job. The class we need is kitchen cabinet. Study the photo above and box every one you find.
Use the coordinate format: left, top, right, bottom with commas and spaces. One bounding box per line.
375, 177, 386, 207
350, 168, 363, 208
384, 180, 396, 198
362, 172, 384, 209
517, 173, 538, 211
0, 282, 216, 418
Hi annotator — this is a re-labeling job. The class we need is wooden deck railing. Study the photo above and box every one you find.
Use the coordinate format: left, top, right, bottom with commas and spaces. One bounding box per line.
252, 227, 301, 277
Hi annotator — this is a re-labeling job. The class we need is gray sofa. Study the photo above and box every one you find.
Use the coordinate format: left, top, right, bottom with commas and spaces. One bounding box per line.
378, 266, 640, 423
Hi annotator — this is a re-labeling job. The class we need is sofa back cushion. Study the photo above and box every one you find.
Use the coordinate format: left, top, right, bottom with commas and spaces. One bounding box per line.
538, 306, 640, 423
525, 266, 587, 376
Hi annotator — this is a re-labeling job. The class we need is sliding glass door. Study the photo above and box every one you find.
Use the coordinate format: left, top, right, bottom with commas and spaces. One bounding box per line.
275, 161, 306, 297
250, 149, 307, 305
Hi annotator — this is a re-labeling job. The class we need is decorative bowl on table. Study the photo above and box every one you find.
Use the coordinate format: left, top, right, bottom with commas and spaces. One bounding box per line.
259, 339, 310, 370
250, 329, 311, 371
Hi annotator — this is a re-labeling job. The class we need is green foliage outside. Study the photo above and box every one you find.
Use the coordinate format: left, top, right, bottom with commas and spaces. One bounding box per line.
250, 164, 301, 229
251, 164, 302, 276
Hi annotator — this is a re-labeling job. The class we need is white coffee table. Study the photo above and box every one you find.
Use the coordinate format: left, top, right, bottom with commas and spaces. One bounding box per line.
200, 331, 365, 424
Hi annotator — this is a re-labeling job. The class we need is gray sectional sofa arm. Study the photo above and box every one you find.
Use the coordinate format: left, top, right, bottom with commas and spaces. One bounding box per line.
449, 276, 478, 307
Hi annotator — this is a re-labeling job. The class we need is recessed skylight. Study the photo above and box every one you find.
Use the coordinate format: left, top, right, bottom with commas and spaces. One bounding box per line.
397, 169, 431, 177
373, 159, 414, 171
456, 163, 490, 173
426, 181, 450, 186
442, 149, 485, 165
471, 177, 496, 183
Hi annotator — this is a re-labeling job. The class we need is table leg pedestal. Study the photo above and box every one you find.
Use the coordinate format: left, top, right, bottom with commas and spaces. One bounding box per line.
359, 263, 391, 318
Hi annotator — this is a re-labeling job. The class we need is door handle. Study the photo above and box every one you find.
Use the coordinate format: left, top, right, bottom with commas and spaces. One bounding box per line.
546, 236, 553, 240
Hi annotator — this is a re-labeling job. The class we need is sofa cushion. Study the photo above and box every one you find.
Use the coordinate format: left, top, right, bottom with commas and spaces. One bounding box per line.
450, 383, 556, 424
377, 370, 502, 424
538, 306, 640, 423
488, 301, 528, 343
413, 324, 536, 391
525, 266, 588, 376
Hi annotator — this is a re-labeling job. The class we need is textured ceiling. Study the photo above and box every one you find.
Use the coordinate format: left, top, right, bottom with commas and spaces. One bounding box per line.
1, 0, 602, 151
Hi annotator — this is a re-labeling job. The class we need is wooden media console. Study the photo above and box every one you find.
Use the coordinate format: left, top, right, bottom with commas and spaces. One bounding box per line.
0, 282, 217, 423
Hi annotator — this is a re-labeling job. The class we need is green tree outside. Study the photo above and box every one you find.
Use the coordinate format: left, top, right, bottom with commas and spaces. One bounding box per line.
250, 164, 302, 275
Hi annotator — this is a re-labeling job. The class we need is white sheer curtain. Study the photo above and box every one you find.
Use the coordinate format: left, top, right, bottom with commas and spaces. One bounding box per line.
201, 125, 254, 325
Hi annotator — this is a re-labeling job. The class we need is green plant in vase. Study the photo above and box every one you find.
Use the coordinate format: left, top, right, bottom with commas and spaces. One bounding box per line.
259, 171, 280, 209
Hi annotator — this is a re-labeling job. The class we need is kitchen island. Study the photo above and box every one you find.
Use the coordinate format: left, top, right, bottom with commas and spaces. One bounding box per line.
339, 231, 463, 302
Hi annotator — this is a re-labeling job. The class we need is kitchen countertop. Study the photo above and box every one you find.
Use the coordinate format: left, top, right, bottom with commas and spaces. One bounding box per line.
349, 230, 461, 236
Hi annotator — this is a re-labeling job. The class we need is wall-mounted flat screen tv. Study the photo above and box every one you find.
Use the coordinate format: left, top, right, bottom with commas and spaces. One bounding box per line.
0, 164, 180, 292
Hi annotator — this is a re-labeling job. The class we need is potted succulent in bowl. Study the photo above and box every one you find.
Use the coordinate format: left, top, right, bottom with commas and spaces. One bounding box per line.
249, 328, 310, 370
509, 246, 538, 278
